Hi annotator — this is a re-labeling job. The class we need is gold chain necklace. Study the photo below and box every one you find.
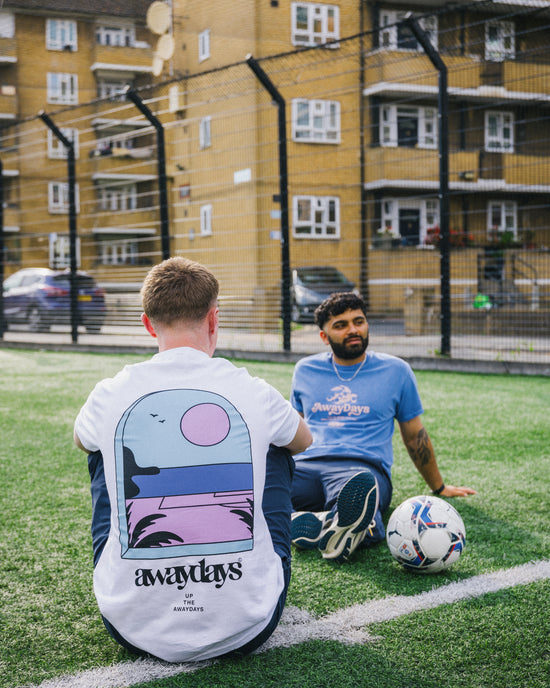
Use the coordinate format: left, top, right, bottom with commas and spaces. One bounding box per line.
331, 355, 367, 382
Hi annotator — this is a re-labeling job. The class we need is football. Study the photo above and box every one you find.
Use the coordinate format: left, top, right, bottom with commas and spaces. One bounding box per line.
386, 495, 466, 573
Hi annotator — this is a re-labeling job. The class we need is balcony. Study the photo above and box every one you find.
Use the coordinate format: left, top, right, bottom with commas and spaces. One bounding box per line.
91, 44, 155, 76
0, 38, 16, 64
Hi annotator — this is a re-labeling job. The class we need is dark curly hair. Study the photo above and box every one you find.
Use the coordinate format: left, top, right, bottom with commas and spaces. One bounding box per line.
314, 292, 367, 330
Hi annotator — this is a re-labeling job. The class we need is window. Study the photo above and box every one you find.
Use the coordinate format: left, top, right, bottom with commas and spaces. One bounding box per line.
47, 128, 79, 159
200, 204, 212, 236
380, 105, 437, 149
46, 19, 77, 51
47, 73, 78, 105
292, 99, 340, 143
98, 185, 137, 211
379, 11, 438, 51
97, 78, 130, 100
199, 29, 210, 61
49, 234, 81, 269
291, 3, 339, 47
488, 201, 517, 237
485, 21, 514, 62
381, 197, 439, 245
199, 116, 211, 149
95, 24, 135, 46
99, 239, 139, 265
48, 182, 79, 214
293, 196, 339, 238
0, 11, 16, 38
485, 111, 514, 152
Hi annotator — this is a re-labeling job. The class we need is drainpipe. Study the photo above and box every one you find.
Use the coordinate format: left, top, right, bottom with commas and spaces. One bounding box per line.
39, 111, 79, 344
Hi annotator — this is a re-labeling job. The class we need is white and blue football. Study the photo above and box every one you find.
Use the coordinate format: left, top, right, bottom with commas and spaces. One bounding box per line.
386, 495, 466, 573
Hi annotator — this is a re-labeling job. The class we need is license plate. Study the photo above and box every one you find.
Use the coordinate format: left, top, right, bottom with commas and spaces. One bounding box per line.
78, 294, 92, 302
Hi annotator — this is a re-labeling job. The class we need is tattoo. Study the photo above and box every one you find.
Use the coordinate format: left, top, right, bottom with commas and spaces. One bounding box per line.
408, 428, 432, 467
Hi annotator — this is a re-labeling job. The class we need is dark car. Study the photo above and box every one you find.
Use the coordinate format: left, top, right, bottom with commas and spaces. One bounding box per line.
2, 268, 106, 333
291, 266, 356, 323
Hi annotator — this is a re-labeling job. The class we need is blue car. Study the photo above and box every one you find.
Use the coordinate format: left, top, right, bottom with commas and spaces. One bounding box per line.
291, 266, 356, 323
2, 268, 106, 333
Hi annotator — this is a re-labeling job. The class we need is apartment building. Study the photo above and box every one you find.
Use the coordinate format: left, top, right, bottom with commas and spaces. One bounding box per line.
1, 0, 549, 322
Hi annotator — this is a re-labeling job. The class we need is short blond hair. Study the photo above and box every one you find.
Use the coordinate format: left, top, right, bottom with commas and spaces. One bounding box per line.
141, 257, 219, 325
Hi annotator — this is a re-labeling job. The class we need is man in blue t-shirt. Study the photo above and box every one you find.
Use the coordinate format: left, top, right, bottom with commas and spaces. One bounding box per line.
290, 292, 476, 563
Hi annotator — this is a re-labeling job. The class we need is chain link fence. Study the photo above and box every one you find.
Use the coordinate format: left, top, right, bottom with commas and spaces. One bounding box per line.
1, 1, 549, 372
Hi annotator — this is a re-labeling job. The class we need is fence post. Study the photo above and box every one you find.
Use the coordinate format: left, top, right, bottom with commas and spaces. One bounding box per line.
246, 54, 291, 353
0, 158, 4, 339
405, 14, 451, 357
125, 88, 170, 261
39, 112, 79, 344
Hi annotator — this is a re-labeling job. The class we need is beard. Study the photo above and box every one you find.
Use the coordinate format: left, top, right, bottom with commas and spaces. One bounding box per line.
327, 332, 369, 360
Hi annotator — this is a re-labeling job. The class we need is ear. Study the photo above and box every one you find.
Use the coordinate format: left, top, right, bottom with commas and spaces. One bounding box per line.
207, 305, 219, 335
319, 329, 330, 346
141, 312, 157, 338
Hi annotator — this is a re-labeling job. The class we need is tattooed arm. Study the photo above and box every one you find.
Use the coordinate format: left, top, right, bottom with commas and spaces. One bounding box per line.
398, 416, 477, 498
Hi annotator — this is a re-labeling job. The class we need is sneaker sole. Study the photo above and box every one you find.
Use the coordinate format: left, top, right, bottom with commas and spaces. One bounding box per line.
291, 512, 326, 550
319, 471, 379, 561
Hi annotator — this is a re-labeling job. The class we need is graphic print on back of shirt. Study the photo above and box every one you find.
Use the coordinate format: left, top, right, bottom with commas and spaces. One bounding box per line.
114, 389, 253, 560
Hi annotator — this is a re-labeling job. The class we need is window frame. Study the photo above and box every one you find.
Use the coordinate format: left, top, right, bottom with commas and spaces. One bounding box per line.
488, 200, 517, 238
291, 2, 339, 48
98, 239, 139, 265
485, 111, 514, 152
381, 197, 439, 246
292, 195, 340, 239
379, 10, 438, 51
200, 204, 213, 236
46, 18, 77, 51
47, 128, 79, 160
291, 98, 341, 143
47, 72, 78, 105
199, 116, 212, 149
199, 28, 210, 62
380, 104, 438, 149
98, 184, 138, 212
485, 20, 515, 62
95, 24, 136, 47
48, 182, 80, 214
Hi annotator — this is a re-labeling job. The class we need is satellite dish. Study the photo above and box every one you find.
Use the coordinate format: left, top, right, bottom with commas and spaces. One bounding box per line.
152, 55, 164, 76
156, 33, 175, 60
147, 1, 171, 36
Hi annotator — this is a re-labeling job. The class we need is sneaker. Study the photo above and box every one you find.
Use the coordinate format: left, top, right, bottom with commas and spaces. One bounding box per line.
318, 471, 378, 563
291, 511, 330, 550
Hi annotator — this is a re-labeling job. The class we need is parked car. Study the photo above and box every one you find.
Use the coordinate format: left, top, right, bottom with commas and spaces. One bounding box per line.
291, 266, 356, 323
2, 268, 106, 333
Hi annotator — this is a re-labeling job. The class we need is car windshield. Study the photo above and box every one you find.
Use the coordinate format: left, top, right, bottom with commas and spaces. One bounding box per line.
297, 268, 349, 285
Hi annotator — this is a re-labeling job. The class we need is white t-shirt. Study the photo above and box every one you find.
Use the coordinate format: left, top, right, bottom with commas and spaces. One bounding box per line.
74, 347, 300, 662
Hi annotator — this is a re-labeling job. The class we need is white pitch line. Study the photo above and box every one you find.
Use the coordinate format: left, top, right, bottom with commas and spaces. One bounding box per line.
24, 560, 550, 688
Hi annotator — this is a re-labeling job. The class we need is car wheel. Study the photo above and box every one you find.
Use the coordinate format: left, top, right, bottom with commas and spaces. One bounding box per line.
28, 306, 49, 332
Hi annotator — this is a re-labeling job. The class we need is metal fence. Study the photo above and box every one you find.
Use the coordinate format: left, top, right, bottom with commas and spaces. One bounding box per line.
1, 1, 549, 373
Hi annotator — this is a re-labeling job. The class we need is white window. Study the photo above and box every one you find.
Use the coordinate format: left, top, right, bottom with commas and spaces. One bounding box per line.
49, 234, 81, 269
293, 196, 340, 238
199, 29, 210, 62
381, 197, 439, 245
200, 204, 212, 236
0, 11, 16, 38
48, 182, 79, 214
47, 128, 79, 160
99, 239, 139, 265
485, 21, 515, 62
485, 111, 514, 152
199, 116, 211, 149
95, 24, 136, 47
47, 73, 78, 105
379, 11, 438, 51
292, 99, 340, 143
46, 19, 77, 51
291, 3, 339, 47
97, 78, 130, 99
488, 201, 517, 237
380, 105, 437, 149
98, 184, 137, 211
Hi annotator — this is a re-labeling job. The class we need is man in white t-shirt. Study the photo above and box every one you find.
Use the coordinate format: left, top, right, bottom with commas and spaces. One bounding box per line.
74, 257, 311, 662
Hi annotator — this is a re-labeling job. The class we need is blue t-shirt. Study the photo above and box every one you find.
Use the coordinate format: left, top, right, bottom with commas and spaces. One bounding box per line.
291, 350, 423, 478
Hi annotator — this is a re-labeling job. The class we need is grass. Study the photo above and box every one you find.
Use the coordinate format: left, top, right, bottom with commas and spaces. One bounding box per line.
0, 348, 548, 688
